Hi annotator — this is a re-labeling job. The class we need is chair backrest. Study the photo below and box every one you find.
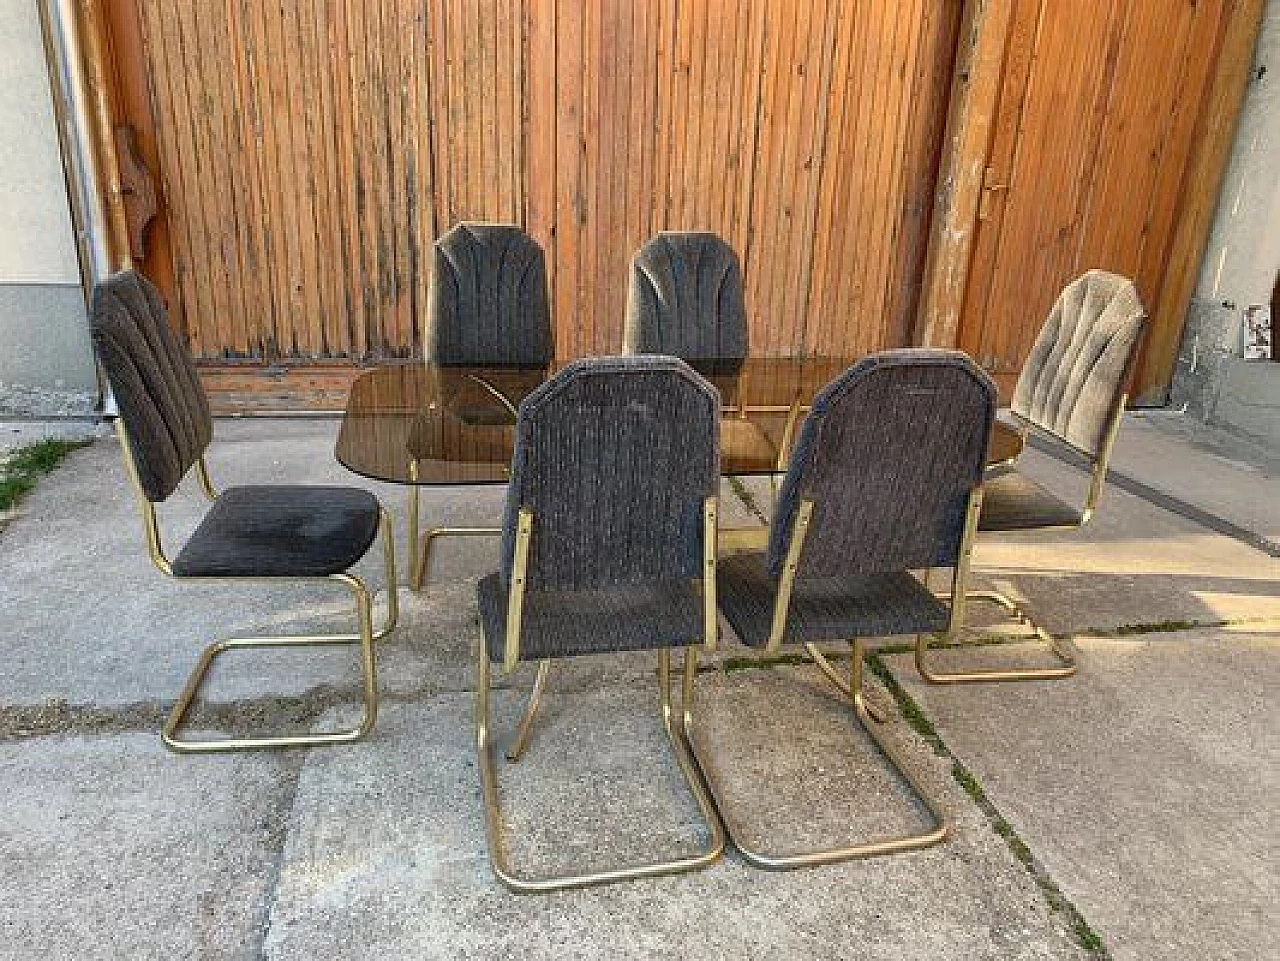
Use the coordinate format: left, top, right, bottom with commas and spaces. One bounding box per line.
425, 223, 553, 367
90, 270, 212, 503
768, 349, 995, 580
501, 355, 720, 592
624, 232, 747, 361
1012, 270, 1146, 458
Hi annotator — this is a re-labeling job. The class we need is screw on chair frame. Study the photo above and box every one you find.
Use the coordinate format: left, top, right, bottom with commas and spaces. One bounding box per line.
115, 420, 399, 753
474, 499, 726, 894
682, 492, 969, 870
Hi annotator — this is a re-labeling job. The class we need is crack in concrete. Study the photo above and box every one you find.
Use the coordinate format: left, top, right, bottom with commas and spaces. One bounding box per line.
866, 651, 1112, 960
252, 753, 306, 961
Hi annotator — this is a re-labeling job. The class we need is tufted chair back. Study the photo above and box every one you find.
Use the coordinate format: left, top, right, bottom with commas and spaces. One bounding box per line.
90, 270, 212, 502
1012, 270, 1146, 457
624, 232, 747, 362
426, 223, 553, 367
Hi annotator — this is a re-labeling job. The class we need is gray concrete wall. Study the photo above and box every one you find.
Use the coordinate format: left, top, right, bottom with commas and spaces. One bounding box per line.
0, 0, 97, 409
1171, 0, 1280, 449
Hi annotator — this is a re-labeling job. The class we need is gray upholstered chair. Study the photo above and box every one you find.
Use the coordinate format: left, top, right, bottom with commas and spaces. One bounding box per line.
91, 270, 397, 753
624, 231, 747, 362
684, 349, 996, 869
474, 355, 725, 892
412, 223, 553, 590
924, 270, 1147, 684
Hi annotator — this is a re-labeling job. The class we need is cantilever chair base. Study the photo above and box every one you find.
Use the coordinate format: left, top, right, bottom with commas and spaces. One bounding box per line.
916, 586, 1075, 685
162, 512, 399, 753
476, 635, 725, 893
406, 467, 501, 591
918, 588, 1076, 683
682, 641, 949, 869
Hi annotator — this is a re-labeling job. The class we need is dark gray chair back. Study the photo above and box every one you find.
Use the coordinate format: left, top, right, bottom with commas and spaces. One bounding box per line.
501, 356, 720, 592
624, 232, 747, 361
768, 349, 995, 580
90, 270, 212, 502
425, 223, 553, 366
1012, 270, 1146, 457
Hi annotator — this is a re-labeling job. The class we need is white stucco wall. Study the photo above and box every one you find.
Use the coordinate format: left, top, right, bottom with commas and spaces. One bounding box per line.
1173, 0, 1279, 447
0, 0, 97, 404
0, 0, 79, 283
1195, 0, 1280, 315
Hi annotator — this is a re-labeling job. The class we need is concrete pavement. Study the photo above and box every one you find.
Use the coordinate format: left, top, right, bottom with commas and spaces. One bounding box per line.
0, 413, 1275, 959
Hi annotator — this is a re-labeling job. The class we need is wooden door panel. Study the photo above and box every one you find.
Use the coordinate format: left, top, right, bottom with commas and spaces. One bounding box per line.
116, 0, 959, 381
958, 0, 1229, 397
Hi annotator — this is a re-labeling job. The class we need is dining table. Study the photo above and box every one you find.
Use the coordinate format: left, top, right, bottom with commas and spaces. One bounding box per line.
335, 355, 1025, 580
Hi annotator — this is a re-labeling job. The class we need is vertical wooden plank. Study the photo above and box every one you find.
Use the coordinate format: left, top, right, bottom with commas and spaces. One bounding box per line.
889, 0, 963, 348
952, 0, 1040, 361
916, 0, 1015, 349
139, 1, 200, 354
869, 0, 925, 351
554, 0, 584, 359
525, 0, 557, 293
834, 0, 888, 351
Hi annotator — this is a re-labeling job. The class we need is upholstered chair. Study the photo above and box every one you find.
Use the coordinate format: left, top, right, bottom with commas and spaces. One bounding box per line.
91, 270, 397, 752
927, 270, 1147, 684
412, 223, 553, 590
474, 355, 724, 892
686, 349, 995, 869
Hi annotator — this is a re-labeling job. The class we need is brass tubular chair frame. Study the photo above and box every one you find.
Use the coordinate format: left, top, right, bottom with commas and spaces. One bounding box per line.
116, 421, 399, 753
474, 499, 726, 893
923, 396, 1129, 684
406, 378, 519, 591
406, 460, 502, 591
682, 494, 956, 870
914, 488, 1078, 683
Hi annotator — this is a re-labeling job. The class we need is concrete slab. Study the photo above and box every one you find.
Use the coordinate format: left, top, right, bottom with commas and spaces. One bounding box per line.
887, 629, 1280, 961
969, 449, 1280, 634
1108, 411, 1279, 545
265, 679, 1091, 960
0, 418, 105, 456
725, 448, 1280, 637
0, 731, 292, 960
0, 421, 507, 708
0, 419, 776, 710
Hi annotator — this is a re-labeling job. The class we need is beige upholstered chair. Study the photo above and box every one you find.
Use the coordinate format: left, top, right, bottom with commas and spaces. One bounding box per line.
923, 269, 1147, 683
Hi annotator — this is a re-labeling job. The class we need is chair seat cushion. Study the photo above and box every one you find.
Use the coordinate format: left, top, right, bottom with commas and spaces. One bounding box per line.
978, 468, 1082, 532
477, 572, 705, 662
173, 486, 380, 578
717, 551, 949, 648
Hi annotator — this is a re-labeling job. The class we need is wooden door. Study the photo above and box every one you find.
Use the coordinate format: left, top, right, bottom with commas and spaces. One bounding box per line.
98, 1, 961, 406
956, 0, 1233, 402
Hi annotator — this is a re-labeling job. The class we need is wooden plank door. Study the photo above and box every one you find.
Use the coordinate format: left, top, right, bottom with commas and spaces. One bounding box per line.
100, 1, 962, 407
956, 0, 1233, 402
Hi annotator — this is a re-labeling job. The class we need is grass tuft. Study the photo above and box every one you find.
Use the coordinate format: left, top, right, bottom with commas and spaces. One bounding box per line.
0, 438, 90, 513
722, 652, 811, 673
726, 475, 768, 523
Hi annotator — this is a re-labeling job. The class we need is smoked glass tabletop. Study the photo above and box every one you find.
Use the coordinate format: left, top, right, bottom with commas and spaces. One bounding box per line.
336, 358, 1024, 485
336, 357, 867, 485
